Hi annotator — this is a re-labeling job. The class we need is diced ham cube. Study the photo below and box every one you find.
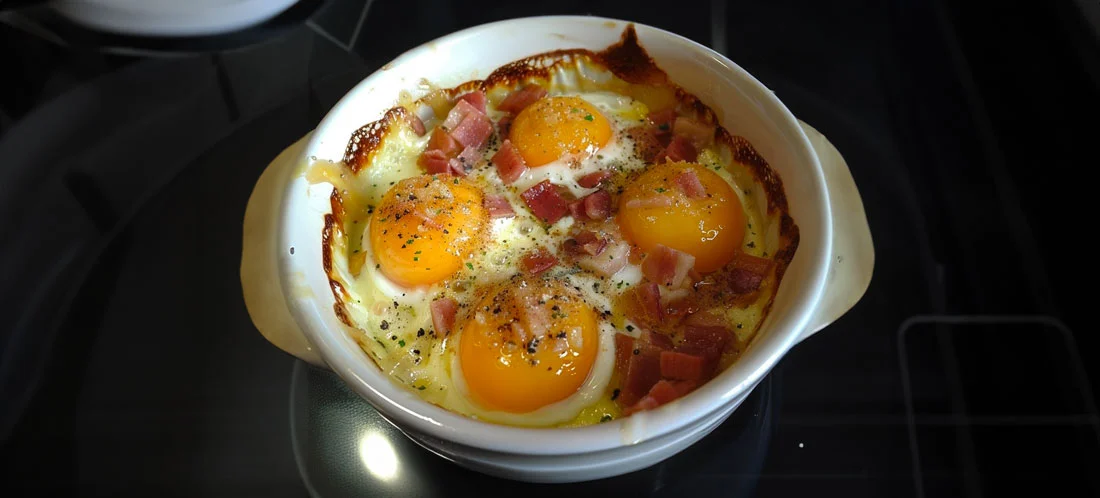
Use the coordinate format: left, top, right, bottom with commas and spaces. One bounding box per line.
568, 199, 587, 221
498, 85, 548, 113
441, 99, 481, 130
447, 145, 482, 176
576, 238, 629, 277
674, 169, 706, 198
430, 298, 458, 336
660, 351, 706, 381
673, 116, 714, 146
405, 111, 426, 136
427, 127, 461, 157
582, 190, 611, 220
641, 244, 696, 288
418, 149, 451, 175
520, 180, 569, 223
491, 140, 527, 184
483, 194, 515, 219
657, 135, 697, 163
520, 248, 558, 275
647, 108, 677, 132
577, 170, 612, 188
456, 91, 487, 114
450, 112, 493, 148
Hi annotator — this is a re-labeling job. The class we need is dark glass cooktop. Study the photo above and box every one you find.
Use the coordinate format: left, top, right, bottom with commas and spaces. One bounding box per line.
1, 1, 1097, 496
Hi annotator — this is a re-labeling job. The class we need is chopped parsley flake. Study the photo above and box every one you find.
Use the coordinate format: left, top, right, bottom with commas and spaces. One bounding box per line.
398, 339, 406, 347
584, 114, 594, 121
466, 262, 474, 270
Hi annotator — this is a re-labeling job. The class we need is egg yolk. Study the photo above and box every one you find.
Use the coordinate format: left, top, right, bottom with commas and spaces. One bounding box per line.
618, 162, 745, 273
458, 278, 599, 413
509, 96, 612, 167
369, 175, 486, 287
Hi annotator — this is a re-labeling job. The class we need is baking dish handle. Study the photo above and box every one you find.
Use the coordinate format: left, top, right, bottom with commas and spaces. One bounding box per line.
797, 122, 874, 342
241, 133, 326, 366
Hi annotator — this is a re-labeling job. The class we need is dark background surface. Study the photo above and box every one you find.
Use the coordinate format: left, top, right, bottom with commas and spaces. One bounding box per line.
0, 0, 1097, 496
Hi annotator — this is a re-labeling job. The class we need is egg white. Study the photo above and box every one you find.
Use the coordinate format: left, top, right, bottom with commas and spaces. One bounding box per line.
321, 64, 776, 427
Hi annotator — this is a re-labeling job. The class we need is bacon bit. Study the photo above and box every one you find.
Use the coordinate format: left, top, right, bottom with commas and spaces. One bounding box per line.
615, 333, 635, 374
430, 298, 458, 336
406, 112, 426, 136
728, 251, 772, 294
441, 99, 481, 130
629, 245, 645, 264
418, 149, 451, 174
564, 230, 607, 257
456, 91, 487, 114
624, 379, 697, 415
450, 112, 493, 148
498, 85, 548, 113
623, 395, 659, 415
678, 317, 732, 376
491, 140, 527, 185
577, 239, 629, 277
642, 330, 674, 351
641, 244, 696, 288
660, 351, 706, 381
664, 295, 699, 320
622, 195, 673, 210
520, 248, 558, 275
673, 116, 714, 146
577, 170, 613, 188
647, 108, 677, 132
657, 135, 697, 163
674, 170, 706, 199
483, 194, 515, 219
620, 347, 661, 406
496, 114, 514, 137
583, 190, 611, 220
626, 125, 668, 163
520, 180, 569, 223
629, 282, 664, 324
732, 251, 772, 275
683, 310, 729, 329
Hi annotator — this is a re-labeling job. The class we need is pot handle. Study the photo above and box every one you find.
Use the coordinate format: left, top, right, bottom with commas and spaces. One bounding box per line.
241, 133, 326, 366
797, 121, 874, 342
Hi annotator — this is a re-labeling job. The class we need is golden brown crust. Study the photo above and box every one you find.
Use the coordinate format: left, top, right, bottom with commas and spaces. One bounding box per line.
322, 190, 354, 327
343, 107, 413, 173
596, 25, 667, 85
